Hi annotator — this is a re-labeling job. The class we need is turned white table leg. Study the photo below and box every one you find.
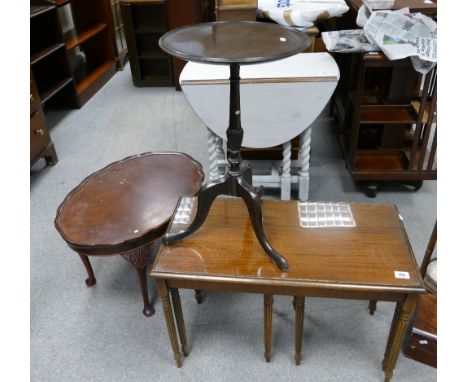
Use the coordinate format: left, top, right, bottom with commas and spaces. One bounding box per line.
215, 136, 226, 176
281, 140, 292, 200
299, 126, 311, 201
207, 128, 221, 181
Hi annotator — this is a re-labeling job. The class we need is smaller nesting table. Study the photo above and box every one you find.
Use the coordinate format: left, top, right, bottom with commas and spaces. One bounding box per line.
55, 152, 204, 316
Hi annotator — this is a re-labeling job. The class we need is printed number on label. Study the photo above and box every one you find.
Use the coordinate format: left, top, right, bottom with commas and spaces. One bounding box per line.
394, 271, 410, 279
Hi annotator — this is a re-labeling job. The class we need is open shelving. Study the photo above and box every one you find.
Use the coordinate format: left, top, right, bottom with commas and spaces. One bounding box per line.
121, 0, 211, 88
31, 0, 116, 108
54, 0, 116, 106
121, 0, 173, 87
30, 1, 76, 108
332, 52, 437, 196
65, 23, 107, 50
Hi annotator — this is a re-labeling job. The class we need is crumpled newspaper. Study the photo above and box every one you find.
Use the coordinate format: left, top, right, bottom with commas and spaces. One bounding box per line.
257, 0, 349, 28
363, 8, 437, 73
322, 29, 379, 52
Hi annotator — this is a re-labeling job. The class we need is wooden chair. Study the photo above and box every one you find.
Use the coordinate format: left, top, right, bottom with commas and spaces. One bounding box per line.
55, 152, 204, 316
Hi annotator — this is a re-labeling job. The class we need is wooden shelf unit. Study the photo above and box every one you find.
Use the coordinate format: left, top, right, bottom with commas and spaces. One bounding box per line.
30, 42, 65, 65
360, 105, 418, 124
53, 0, 116, 106
30, 1, 76, 108
121, 0, 172, 87
121, 0, 212, 88
332, 52, 437, 195
31, 0, 117, 108
65, 23, 107, 50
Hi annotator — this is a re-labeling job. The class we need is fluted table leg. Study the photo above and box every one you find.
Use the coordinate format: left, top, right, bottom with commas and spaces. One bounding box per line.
382, 296, 417, 382
382, 302, 402, 372
293, 296, 305, 365
369, 300, 377, 315
194, 289, 203, 304
264, 295, 273, 362
171, 288, 189, 356
156, 280, 183, 367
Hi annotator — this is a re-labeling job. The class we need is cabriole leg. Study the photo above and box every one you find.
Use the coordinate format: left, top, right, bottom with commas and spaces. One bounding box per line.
78, 254, 96, 286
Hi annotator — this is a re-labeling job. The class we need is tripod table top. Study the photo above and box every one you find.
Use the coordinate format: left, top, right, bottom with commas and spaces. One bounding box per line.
159, 21, 310, 65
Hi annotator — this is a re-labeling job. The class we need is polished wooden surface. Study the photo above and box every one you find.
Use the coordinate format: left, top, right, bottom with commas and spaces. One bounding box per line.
413, 292, 437, 336
55, 152, 204, 254
152, 198, 425, 379
159, 21, 310, 65
153, 199, 423, 292
55, 152, 204, 316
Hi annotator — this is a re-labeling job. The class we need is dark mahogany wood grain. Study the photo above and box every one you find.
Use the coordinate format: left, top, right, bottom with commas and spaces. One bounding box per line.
55, 152, 204, 255
159, 21, 310, 65
55, 152, 204, 316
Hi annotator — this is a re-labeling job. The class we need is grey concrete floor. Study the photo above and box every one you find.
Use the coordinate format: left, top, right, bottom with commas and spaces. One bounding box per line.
30, 65, 436, 382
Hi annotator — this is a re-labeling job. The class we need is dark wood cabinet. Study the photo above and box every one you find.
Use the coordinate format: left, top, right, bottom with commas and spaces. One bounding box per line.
121, 0, 172, 87
30, 68, 58, 167
30, 3, 63, 168
332, 53, 437, 197
31, 0, 116, 108
121, 0, 212, 88
328, 2, 438, 196
30, 0, 118, 168
30, 2, 76, 109
55, 0, 117, 106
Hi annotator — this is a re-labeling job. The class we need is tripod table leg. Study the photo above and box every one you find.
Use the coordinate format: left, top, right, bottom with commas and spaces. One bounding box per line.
236, 176, 289, 271
163, 177, 229, 245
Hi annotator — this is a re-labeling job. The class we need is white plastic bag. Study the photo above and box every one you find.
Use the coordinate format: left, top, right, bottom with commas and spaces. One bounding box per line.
258, 0, 349, 28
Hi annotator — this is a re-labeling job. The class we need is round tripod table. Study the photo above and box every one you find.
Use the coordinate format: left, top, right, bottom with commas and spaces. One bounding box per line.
159, 21, 309, 271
